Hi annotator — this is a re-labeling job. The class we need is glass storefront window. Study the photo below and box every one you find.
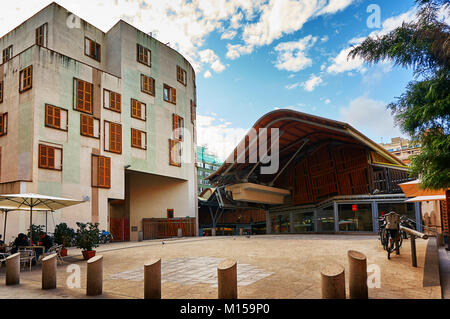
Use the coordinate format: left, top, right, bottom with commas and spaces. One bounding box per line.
271, 214, 291, 233
378, 203, 416, 221
292, 212, 314, 232
317, 206, 334, 232
338, 204, 373, 231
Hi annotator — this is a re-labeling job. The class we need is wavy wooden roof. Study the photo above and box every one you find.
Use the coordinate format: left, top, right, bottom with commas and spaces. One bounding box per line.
208, 109, 406, 186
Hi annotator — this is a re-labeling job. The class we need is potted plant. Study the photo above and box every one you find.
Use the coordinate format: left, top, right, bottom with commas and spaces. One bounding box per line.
75, 222, 100, 260
27, 224, 44, 245
54, 223, 75, 257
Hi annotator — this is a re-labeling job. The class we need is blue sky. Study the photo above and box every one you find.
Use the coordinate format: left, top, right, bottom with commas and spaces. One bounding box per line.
1, 0, 443, 160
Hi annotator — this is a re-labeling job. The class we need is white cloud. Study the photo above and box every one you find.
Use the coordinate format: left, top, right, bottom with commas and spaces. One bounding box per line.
302, 74, 323, 91
324, 99, 331, 104
339, 96, 402, 142
204, 70, 212, 78
197, 114, 247, 161
221, 29, 237, 40
273, 35, 317, 72
285, 82, 302, 90
320, 35, 329, 42
225, 43, 253, 60
198, 49, 226, 73
327, 7, 417, 74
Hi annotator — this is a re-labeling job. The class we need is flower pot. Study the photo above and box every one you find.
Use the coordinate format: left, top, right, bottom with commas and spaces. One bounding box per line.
60, 248, 68, 257
82, 250, 96, 260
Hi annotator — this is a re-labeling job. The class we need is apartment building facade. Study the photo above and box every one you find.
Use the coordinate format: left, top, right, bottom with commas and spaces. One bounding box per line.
197, 146, 222, 194
0, 3, 198, 241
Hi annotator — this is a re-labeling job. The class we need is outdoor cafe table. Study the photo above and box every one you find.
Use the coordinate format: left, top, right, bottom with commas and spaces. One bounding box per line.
18, 246, 46, 261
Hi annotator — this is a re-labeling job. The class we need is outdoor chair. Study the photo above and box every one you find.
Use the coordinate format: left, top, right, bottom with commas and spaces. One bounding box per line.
43, 244, 65, 264
19, 249, 35, 271
0, 252, 10, 268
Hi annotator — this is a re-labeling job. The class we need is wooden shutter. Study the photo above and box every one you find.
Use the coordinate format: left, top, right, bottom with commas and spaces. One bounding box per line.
172, 87, 176, 104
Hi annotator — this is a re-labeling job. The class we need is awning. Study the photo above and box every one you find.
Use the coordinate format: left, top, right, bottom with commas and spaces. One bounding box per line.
405, 195, 446, 202
399, 180, 447, 198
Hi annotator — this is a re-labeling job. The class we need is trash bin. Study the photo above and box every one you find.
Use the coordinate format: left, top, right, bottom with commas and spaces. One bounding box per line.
138, 231, 143, 242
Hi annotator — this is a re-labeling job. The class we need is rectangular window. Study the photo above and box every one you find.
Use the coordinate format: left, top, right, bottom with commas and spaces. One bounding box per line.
38, 144, 62, 170
35, 23, 48, 47
190, 99, 196, 124
2, 45, 13, 63
103, 89, 121, 113
0, 113, 7, 136
131, 128, 147, 150
177, 66, 187, 86
104, 121, 122, 154
84, 37, 101, 62
167, 209, 174, 219
0, 80, 3, 103
92, 155, 111, 188
169, 139, 181, 167
80, 113, 101, 138
141, 74, 155, 96
75, 79, 93, 114
137, 44, 151, 66
19, 66, 33, 93
163, 84, 176, 104
45, 104, 68, 131
172, 114, 184, 141
131, 99, 146, 121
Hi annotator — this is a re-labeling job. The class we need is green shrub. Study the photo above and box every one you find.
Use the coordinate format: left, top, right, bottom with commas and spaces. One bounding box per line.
54, 223, 75, 247
75, 222, 100, 251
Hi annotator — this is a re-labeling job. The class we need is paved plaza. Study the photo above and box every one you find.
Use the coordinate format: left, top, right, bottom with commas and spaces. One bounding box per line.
0, 235, 442, 299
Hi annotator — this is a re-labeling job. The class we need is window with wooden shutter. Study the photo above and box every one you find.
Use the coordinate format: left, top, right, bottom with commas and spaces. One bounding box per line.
172, 114, 184, 141
190, 99, 196, 124
167, 209, 174, 218
163, 84, 176, 104
131, 99, 146, 121
177, 66, 187, 85
92, 154, 111, 188
35, 23, 48, 47
19, 66, 33, 93
0, 81, 3, 103
45, 104, 68, 131
137, 44, 151, 67
104, 121, 122, 154
85, 37, 101, 62
2, 46, 13, 63
0, 113, 7, 137
141, 74, 155, 96
103, 89, 121, 113
75, 79, 93, 114
131, 128, 146, 150
169, 139, 181, 167
38, 144, 62, 170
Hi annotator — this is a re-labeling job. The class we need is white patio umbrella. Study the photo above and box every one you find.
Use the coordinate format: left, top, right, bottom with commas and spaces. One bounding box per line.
0, 206, 49, 242
0, 194, 85, 244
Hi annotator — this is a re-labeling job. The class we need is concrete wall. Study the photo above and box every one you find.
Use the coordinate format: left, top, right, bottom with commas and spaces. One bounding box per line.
126, 171, 193, 241
0, 3, 197, 241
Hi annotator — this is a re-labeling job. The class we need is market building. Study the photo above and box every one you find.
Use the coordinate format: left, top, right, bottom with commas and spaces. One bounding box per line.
207, 109, 422, 234
0, 2, 197, 242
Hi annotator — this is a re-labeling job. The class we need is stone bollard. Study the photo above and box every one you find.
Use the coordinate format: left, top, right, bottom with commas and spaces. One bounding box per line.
321, 264, 346, 299
6, 253, 20, 286
177, 228, 182, 238
348, 250, 368, 299
239, 228, 243, 236
144, 258, 161, 299
86, 255, 103, 296
42, 253, 57, 290
218, 259, 237, 299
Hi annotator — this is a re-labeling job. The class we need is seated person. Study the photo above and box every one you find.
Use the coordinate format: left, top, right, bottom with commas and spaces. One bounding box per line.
35, 232, 54, 261
11, 233, 30, 254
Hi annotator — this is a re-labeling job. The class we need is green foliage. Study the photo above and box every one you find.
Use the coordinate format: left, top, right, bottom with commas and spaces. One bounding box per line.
54, 223, 75, 247
348, 0, 450, 189
75, 222, 100, 252
28, 224, 44, 244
